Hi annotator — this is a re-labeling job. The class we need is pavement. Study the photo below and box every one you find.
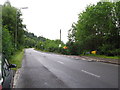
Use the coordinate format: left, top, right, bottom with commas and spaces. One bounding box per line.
13, 48, 119, 88
64, 55, 119, 65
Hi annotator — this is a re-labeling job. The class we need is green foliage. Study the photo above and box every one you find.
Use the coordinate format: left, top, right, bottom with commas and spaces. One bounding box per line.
36, 39, 65, 53
2, 26, 14, 59
24, 37, 36, 48
85, 54, 119, 59
66, 41, 80, 55
10, 49, 24, 70
36, 41, 44, 50
24, 31, 46, 42
2, 1, 26, 60
68, 1, 120, 56
24, 31, 66, 54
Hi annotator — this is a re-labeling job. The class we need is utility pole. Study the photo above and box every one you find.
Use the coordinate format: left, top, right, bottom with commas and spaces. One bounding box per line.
59, 29, 61, 48
15, 7, 28, 49
60, 29, 61, 42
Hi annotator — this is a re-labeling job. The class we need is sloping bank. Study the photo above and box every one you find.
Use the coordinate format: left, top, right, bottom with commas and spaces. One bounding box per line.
10, 49, 24, 71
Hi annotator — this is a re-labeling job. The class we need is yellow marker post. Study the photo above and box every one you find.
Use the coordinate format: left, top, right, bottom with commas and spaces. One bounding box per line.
63, 46, 68, 49
91, 51, 96, 54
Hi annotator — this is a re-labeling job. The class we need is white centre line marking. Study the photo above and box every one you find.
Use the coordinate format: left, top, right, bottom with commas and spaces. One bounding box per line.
57, 61, 64, 64
81, 70, 100, 78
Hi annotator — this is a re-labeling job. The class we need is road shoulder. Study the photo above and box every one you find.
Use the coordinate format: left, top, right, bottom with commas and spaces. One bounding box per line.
64, 55, 119, 65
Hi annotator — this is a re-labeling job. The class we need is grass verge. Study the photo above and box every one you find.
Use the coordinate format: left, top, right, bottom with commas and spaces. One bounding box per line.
10, 49, 24, 70
85, 54, 119, 59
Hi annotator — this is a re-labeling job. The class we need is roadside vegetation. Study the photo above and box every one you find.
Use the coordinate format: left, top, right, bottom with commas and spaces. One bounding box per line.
2, 1, 25, 61
1, 0, 120, 68
29, 1, 119, 58
24, 31, 69, 55
84, 54, 119, 60
10, 49, 24, 70
67, 1, 120, 57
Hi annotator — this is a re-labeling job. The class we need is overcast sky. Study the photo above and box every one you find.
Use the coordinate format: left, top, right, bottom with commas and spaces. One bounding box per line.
0, 0, 99, 43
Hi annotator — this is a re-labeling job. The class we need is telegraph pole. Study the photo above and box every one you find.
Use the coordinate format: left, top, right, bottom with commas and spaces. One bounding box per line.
15, 7, 28, 49
59, 29, 62, 48
60, 29, 61, 42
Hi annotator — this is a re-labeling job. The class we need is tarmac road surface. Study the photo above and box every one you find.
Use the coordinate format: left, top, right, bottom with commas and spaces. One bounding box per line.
15, 48, 118, 88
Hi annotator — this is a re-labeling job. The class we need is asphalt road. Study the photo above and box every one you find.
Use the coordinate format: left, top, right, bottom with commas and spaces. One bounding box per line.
15, 48, 118, 88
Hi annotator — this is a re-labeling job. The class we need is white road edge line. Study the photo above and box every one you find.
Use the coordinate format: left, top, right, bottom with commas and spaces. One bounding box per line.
81, 70, 100, 78
57, 61, 64, 64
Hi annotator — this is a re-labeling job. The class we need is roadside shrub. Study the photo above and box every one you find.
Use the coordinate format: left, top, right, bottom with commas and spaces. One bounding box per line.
98, 44, 119, 56
2, 27, 14, 59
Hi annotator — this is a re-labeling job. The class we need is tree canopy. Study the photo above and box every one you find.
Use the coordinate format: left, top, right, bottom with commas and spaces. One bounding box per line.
2, 1, 25, 59
67, 1, 120, 56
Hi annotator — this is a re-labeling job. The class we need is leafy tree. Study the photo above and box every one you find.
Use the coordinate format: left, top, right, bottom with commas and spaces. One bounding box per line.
68, 1, 120, 56
2, 1, 25, 50
2, 26, 14, 59
24, 37, 36, 48
2, 1, 26, 59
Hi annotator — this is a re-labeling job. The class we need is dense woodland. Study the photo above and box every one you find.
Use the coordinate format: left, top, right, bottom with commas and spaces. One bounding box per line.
1, 1, 120, 61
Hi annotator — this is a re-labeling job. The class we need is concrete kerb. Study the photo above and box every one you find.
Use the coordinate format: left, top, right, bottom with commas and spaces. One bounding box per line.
13, 69, 21, 88
81, 56, 119, 65
64, 55, 119, 65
